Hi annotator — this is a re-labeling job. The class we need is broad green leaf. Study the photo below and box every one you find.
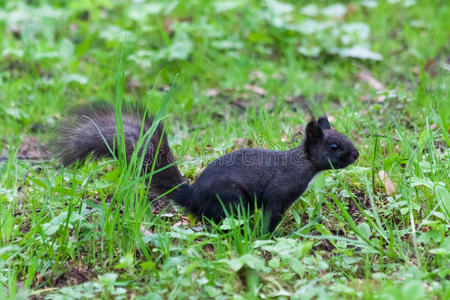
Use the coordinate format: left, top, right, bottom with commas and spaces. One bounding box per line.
223, 258, 243, 271
322, 4, 347, 18
167, 32, 193, 61
63, 74, 88, 85
301, 4, 319, 16
411, 177, 434, 189
211, 40, 244, 50
298, 46, 321, 57
268, 257, 280, 268
435, 186, 450, 218
240, 254, 267, 271
214, 1, 244, 13
266, 0, 294, 15
341, 23, 370, 40
357, 222, 372, 240
287, 257, 304, 276
338, 45, 383, 61
98, 273, 118, 285
219, 217, 244, 230
115, 253, 134, 269
400, 280, 425, 300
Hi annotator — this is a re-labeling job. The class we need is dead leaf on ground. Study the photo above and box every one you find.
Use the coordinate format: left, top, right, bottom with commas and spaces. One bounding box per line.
281, 125, 305, 145
205, 88, 219, 97
157, 85, 171, 92
358, 70, 385, 91
292, 125, 305, 142
327, 115, 336, 123
203, 244, 214, 253
244, 84, 266, 96
194, 145, 214, 152
425, 58, 437, 77
163, 18, 175, 34
357, 69, 386, 102
140, 224, 153, 236
229, 98, 247, 111
412, 66, 421, 75
249, 70, 267, 82
150, 196, 176, 215
286, 95, 306, 111
359, 95, 371, 102
232, 138, 250, 150
70, 23, 79, 33
34, 263, 93, 289
412, 59, 438, 77
378, 171, 397, 195
126, 77, 141, 91
53, 264, 93, 287
345, 3, 356, 17
173, 216, 191, 227
8, 23, 21, 39
264, 100, 274, 111
18, 137, 50, 160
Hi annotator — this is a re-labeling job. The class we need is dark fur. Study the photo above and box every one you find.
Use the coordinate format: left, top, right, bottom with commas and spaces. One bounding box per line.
53, 102, 184, 195
54, 103, 359, 232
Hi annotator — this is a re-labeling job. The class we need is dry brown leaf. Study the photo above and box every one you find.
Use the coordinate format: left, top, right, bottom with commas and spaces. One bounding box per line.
126, 77, 141, 91
359, 93, 385, 103
346, 3, 356, 16
173, 216, 191, 227
140, 225, 153, 236
358, 69, 387, 103
163, 18, 175, 34
292, 125, 305, 142
425, 58, 437, 77
378, 171, 397, 195
358, 69, 385, 91
264, 101, 274, 111
158, 85, 171, 92
375, 95, 386, 103
232, 137, 250, 150
249, 70, 267, 82
18, 137, 50, 159
229, 98, 247, 111
359, 95, 371, 102
244, 84, 266, 96
70, 23, 79, 33
327, 115, 336, 123
205, 88, 219, 97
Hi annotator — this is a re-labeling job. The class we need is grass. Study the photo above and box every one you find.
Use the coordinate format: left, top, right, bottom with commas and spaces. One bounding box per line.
0, 0, 449, 299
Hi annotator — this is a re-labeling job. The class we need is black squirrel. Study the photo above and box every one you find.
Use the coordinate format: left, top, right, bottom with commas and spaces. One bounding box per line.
54, 103, 359, 232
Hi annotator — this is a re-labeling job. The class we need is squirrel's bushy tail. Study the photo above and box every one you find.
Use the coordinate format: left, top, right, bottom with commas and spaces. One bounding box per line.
53, 102, 187, 200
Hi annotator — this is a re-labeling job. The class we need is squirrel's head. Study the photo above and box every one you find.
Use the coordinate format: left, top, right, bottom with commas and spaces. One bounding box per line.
304, 116, 359, 171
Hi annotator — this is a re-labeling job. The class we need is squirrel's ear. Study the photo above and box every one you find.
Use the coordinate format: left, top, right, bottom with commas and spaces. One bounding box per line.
306, 120, 324, 142
317, 116, 331, 129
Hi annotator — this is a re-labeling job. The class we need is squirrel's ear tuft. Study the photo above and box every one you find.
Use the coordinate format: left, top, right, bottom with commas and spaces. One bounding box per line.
317, 116, 331, 129
306, 120, 324, 142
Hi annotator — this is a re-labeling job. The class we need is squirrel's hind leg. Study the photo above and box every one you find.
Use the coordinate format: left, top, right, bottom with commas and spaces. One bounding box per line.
198, 187, 252, 224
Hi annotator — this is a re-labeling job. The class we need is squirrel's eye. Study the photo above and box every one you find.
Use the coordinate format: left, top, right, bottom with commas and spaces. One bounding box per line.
330, 143, 339, 150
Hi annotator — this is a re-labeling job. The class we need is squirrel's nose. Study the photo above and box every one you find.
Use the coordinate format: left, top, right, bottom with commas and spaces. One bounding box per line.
352, 150, 359, 160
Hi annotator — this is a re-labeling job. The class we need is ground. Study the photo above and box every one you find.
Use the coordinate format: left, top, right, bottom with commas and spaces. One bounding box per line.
0, 0, 449, 299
